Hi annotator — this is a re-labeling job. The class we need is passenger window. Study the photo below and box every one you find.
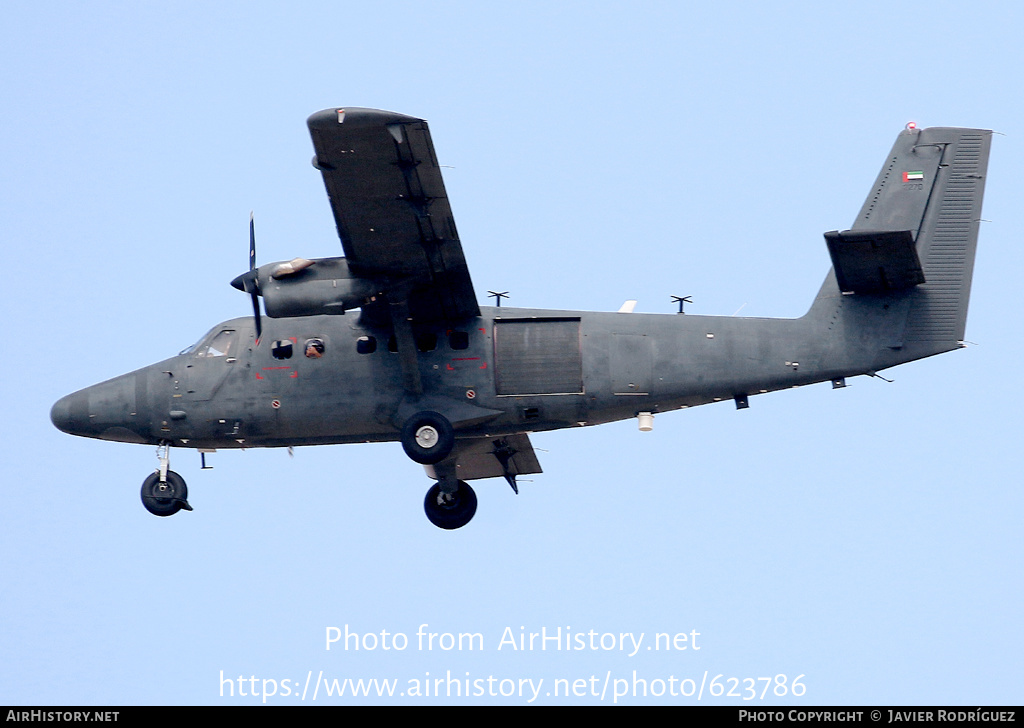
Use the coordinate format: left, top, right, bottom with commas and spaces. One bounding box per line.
416, 333, 437, 352
449, 331, 469, 350
357, 336, 377, 354
271, 340, 293, 360
304, 338, 325, 358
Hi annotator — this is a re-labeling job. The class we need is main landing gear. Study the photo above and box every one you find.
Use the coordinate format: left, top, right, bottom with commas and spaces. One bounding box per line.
399, 410, 478, 529
140, 443, 193, 517
400, 411, 455, 465
424, 479, 477, 530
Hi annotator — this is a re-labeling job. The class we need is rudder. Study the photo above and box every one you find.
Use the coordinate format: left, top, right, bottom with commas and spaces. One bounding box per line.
895, 127, 991, 348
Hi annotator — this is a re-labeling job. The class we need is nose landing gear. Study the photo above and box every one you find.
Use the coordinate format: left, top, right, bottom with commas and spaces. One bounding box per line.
140, 471, 192, 516
140, 443, 193, 517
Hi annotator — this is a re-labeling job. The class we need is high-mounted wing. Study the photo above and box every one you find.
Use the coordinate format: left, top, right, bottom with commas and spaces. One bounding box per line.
308, 107, 480, 323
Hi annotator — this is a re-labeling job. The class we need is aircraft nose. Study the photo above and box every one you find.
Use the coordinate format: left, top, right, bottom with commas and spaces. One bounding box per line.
50, 373, 149, 443
50, 392, 85, 435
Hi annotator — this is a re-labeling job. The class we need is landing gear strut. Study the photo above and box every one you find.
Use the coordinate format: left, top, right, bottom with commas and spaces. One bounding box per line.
424, 479, 477, 530
140, 443, 192, 517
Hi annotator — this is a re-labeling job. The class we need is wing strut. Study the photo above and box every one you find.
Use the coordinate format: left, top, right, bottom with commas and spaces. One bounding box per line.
388, 294, 423, 396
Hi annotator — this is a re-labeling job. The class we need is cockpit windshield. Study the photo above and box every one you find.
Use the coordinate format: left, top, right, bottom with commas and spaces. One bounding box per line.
181, 327, 239, 358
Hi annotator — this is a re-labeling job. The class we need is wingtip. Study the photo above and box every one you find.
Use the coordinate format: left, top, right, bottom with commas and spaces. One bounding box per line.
307, 107, 423, 130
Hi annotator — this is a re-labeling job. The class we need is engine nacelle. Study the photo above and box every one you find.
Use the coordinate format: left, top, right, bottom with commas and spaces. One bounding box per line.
258, 257, 380, 318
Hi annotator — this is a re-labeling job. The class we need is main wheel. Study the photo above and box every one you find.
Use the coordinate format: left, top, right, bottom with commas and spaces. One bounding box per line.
401, 411, 455, 465
424, 480, 477, 530
140, 470, 189, 517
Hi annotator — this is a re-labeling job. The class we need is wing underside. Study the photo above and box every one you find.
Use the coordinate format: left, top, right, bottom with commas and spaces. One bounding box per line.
307, 107, 480, 323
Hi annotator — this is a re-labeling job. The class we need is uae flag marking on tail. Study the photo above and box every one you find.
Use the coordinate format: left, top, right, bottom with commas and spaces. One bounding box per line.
902, 171, 924, 182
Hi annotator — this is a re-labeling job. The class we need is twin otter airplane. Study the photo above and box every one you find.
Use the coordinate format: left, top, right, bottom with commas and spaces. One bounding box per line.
50, 109, 992, 529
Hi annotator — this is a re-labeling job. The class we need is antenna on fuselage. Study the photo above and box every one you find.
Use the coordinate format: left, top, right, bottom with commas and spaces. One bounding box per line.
488, 291, 510, 307
671, 295, 692, 314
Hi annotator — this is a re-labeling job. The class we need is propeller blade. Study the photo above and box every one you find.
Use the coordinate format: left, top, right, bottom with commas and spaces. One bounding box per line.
244, 212, 262, 341
249, 211, 256, 271
250, 289, 262, 340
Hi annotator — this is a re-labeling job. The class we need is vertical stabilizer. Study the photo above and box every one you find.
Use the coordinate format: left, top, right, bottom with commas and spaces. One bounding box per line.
812, 126, 991, 365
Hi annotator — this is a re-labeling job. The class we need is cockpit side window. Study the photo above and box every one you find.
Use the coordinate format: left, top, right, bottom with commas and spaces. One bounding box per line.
196, 329, 238, 358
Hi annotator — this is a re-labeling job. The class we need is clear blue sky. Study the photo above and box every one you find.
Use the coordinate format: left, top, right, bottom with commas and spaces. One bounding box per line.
3, 0, 1022, 705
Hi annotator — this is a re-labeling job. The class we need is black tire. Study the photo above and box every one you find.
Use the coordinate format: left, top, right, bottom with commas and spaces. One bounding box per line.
424, 480, 478, 530
401, 411, 455, 465
140, 470, 188, 517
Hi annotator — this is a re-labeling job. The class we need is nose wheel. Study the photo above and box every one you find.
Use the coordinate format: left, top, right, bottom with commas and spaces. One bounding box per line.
140, 443, 192, 516
140, 470, 192, 517
424, 479, 477, 530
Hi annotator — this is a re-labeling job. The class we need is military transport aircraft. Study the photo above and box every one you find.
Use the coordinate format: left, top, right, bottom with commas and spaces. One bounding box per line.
50, 109, 992, 529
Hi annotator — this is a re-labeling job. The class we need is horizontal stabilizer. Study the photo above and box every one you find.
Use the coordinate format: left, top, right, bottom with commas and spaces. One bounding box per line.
824, 229, 925, 294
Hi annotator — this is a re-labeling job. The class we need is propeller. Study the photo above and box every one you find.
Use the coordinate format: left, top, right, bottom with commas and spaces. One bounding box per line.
230, 212, 263, 341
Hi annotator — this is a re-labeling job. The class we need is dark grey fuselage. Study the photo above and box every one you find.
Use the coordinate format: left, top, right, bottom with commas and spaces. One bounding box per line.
49, 275, 943, 451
